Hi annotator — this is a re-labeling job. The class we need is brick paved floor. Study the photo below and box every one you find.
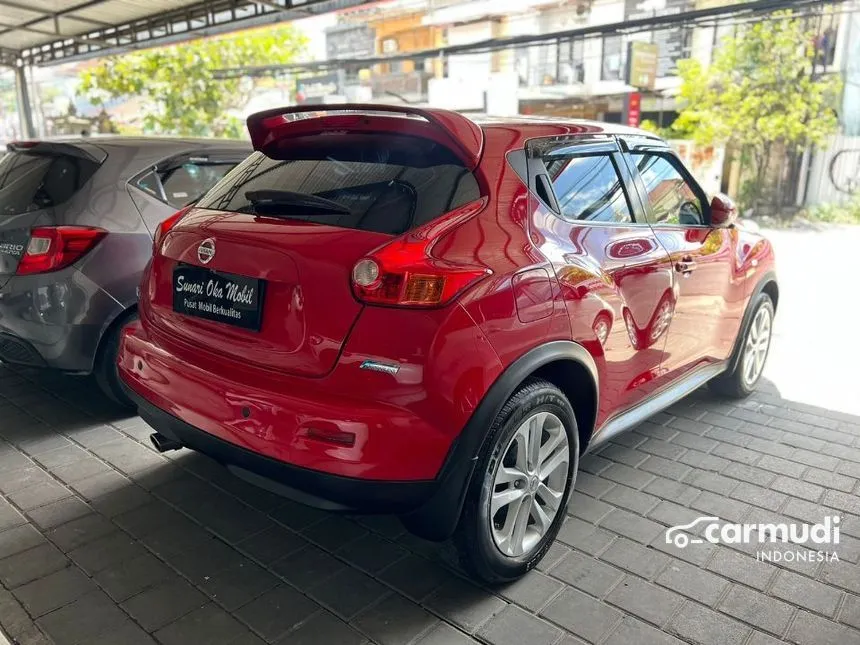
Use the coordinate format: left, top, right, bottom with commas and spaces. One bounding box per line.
0, 363, 858, 645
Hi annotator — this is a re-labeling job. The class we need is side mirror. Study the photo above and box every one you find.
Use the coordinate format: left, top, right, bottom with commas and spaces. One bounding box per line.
709, 193, 738, 228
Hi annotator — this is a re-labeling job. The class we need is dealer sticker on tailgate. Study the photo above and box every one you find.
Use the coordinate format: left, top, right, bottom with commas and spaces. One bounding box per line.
173, 265, 265, 331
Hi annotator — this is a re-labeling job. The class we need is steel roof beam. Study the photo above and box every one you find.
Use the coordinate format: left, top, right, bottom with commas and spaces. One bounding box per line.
0, 0, 112, 26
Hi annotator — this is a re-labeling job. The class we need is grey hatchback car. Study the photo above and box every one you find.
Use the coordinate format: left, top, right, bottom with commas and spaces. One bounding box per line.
0, 137, 249, 405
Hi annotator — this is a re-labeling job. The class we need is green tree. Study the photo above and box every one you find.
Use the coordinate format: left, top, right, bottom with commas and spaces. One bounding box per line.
673, 12, 841, 210
78, 26, 306, 138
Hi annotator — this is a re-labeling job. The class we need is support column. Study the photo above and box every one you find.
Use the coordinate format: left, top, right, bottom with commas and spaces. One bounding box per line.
15, 63, 36, 139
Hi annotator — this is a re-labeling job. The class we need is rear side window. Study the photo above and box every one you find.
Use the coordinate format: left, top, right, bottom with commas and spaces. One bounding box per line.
543, 154, 633, 224
0, 148, 101, 217
197, 134, 480, 236
135, 161, 237, 209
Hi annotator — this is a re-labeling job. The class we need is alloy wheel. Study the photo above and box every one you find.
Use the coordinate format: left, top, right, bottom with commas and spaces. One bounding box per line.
741, 305, 772, 388
490, 411, 570, 557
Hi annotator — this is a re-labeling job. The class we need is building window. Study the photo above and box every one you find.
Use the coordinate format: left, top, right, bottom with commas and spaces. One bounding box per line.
601, 35, 623, 81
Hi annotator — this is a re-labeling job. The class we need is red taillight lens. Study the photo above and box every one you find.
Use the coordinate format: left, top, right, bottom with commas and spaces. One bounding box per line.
351, 198, 490, 307
153, 206, 193, 253
15, 226, 107, 275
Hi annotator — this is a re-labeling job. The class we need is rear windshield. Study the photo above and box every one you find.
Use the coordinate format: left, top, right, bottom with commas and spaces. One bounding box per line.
196, 134, 481, 235
0, 147, 102, 218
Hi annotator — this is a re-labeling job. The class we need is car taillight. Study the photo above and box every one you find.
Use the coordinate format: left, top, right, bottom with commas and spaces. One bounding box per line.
351, 198, 490, 307
15, 226, 107, 275
153, 206, 193, 253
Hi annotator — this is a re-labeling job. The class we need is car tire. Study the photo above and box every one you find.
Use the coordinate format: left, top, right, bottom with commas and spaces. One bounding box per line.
709, 293, 774, 399
454, 378, 579, 583
94, 311, 137, 410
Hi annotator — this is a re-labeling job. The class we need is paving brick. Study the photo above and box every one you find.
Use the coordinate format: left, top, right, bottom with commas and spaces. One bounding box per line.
336, 531, 409, 574
644, 477, 700, 505
604, 616, 685, 645
705, 426, 753, 448
639, 438, 686, 460
601, 463, 655, 489
601, 484, 660, 515
378, 554, 454, 602
0, 524, 45, 559
568, 491, 614, 523
718, 584, 795, 636
352, 593, 439, 645
635, 421, 679, 442
541, 587, 622, 643
67, 531, 145, 575
235, 584, 321, 642
678, 450, 731, 473
656, 558, 729, 606
71, 471, 153, 517
683, 470, 738, 496
730, 481, 787, 511
707, 548, 776, 591
26, 496, 91, 530
556, 517, 616, 555
0, 465, 53, 494
550, 549, 624, 597
667, 417, 710, 435
723, 462, 777, 487
121, 576, 208, 631
497, 570, 564, 612
667, 601, 751, 645
639, 455, 692, 481
275, 609, 366, 645
650, 532, 716, 567
580, 454, 613, 475
7, 481, 71, 511
758, 455, 807, 478
599, 509, 665, 545
235, 524, 308, 566
0, 502, 26, 533
691, 491, 751, 523
803, 468, 856, 493
301, 515, 368, 552
307, 566, 388, 620
647, 500, 702, 528
50, 456, 112, 484
599, 444, 649, 468
574, 472, 615, 498
414, 622, 479, 645
36, 590, 130, 645
820, 561, 860, 594
477, 604, 561, 645
199, 556, 280, 611
790, 449, 841, 471
13, 566, 97, 617
0, 543, 69, 588
840, 594, 860, 630
824, 490, 860, 515
45, 513, 115, 551
153, 603, 254, 645
271, 544, 345, 589
786, 610, 860, 645
606, 575, 683, 626
600, 537, 670, 580
425, 577, 507, 632
93, 552, 173, 602
672, 432, 719, 453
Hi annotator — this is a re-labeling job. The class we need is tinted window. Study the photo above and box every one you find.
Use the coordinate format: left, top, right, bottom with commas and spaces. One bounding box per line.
0, 148, 101, 218
632, 153, 704, 226
544, 154, 633, 223
197, 134, 480, 236
161, 162, 235, 208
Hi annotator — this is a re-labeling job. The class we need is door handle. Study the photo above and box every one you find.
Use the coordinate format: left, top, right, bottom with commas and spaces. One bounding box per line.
674, 256, 697, 275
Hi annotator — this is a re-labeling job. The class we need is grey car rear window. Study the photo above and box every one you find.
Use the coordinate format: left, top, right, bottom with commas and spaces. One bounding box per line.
0, 147, 102, 217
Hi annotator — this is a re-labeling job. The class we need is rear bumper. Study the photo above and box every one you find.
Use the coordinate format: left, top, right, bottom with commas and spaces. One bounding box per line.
0, 269, 123, 372
132, 390, 434, 513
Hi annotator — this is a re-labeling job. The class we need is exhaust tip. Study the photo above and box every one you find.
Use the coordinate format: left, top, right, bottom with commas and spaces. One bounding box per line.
150, 432, 182, 453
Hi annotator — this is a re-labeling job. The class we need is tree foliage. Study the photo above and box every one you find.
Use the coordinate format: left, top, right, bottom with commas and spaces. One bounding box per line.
673, 13, 841, 209
78, 26, 306, 138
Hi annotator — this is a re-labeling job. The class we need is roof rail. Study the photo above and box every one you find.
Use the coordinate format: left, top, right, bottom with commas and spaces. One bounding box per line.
246, 103, 484, 170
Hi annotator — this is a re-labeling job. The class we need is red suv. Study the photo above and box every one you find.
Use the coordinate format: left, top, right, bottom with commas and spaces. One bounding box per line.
119, 105, 777, 582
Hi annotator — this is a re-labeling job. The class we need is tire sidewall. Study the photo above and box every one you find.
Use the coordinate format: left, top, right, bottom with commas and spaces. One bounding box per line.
736, 293, 774, 396
472, 386, 579, 579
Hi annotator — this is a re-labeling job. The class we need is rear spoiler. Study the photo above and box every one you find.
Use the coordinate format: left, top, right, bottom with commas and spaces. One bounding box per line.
6, 141, 108, 164
246, 103, 484, 170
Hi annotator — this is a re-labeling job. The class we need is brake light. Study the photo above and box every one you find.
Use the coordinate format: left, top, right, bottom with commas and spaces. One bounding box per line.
16, 226, 107, 275
351, 198, 490, 307
153, 206, 192, 253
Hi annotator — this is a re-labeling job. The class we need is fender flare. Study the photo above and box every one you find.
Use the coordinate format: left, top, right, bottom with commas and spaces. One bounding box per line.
402, 340, 598, 541
727, 271, 778, 374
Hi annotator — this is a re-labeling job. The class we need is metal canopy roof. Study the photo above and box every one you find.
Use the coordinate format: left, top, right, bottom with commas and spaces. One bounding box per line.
0, 0, 364, 66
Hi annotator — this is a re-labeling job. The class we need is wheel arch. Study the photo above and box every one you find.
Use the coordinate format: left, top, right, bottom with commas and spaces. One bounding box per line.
727, 271, 778, 373
402, 340, 598, 541
95, 303, 138, 365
